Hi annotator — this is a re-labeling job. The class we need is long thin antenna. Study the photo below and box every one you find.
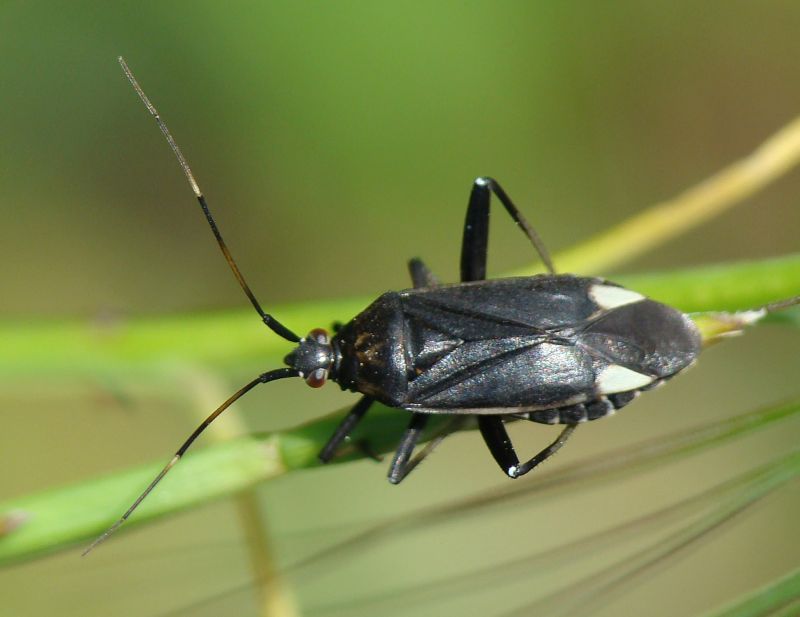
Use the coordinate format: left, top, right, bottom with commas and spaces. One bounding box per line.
118, 57, 299, 343
82, 367, 298, 555
762, 294, 800, 314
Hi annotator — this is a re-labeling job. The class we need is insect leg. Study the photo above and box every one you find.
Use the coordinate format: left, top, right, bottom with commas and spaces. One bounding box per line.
387, 413, 430, 484
477, 416, 519, 474
408, 257, 441, 288
318, 396, 375, 463
478, 416, 576, 478
320, 247, 437, 466
460, 177, 555, 282
513, 423, 577, 477
386, 416, 468, 484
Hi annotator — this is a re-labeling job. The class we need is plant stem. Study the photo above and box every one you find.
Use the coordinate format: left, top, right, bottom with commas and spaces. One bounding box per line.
510, 115, 800, 276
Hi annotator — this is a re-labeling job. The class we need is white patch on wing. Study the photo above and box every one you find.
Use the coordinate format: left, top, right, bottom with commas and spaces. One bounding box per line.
589, 284, 645, 310
735, 309, 767, 324
596, 364, 653, 394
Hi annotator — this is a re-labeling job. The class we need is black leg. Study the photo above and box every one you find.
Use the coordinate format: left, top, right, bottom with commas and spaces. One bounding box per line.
408, 257, 440, 288
323, 261, 438, 468
513, 423, 576, 477
478, 416, 576, 478
318, 396, 374, 463
460, 177, 555, 282
387, 413, 430, 484
386, 416, 467, 485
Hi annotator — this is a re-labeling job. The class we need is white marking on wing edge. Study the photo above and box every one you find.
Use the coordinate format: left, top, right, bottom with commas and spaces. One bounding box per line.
734, 309, 768, 325
596, 364, 653, 394
589, 284, 645, 310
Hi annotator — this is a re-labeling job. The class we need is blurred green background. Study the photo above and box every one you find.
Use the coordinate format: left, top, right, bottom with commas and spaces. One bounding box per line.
1, 3, 799, 616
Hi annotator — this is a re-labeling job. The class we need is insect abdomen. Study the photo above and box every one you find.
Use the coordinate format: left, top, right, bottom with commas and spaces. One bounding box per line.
522, 386, 662, 425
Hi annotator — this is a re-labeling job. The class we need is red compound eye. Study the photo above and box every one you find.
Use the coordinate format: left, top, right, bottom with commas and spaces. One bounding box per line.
305, 368, 328, 388
308, 328, 329, 344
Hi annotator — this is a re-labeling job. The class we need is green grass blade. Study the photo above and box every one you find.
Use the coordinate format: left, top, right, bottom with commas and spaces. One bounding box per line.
0, 438, 285, 565
0, 407, 450, 566
0, 253, 798, 566
288, 398, 800, 577
1, 398, 797, 567
1, 253, 798, 380
703, 567, 800, 617
614, 253, 800, 314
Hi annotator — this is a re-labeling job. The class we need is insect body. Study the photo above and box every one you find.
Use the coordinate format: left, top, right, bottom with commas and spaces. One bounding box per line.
331, 276, 699, 416
87, 58, 790, 554
296, 251, 701, 482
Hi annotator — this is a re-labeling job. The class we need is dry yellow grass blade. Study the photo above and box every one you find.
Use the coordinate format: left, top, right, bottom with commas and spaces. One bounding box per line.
510, 115, 800, 277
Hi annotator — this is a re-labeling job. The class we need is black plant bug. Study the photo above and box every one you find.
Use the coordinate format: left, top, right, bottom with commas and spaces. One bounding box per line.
85, 58, 800, 554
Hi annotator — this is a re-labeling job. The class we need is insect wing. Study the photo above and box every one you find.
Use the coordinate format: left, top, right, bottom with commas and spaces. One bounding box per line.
399, 276, 602, 411
400, 275, 605, 337
399, 275, 700, 412
577, 299, 702, 380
